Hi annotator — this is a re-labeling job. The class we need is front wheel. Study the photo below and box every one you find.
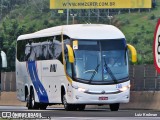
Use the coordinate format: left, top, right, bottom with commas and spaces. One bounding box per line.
109, 103, 120, 111
76, 105, 86, 111
62, 94, 74, 111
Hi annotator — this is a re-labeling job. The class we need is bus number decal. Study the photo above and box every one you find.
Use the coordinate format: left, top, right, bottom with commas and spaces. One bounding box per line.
116, 84, 122, 89
50, 64, 57, 72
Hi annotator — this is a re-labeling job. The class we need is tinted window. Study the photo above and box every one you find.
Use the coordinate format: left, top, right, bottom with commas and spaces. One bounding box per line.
17, 36, 62, 62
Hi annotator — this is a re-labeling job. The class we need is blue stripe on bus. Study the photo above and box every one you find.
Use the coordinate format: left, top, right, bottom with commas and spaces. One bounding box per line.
27, 61, 49, 103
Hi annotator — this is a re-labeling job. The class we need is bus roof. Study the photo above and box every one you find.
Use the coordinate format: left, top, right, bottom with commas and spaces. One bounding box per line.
17, 24, 125, 41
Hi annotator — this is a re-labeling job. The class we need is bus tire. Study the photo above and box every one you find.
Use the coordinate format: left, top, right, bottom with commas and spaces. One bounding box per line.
77, 105, 86, 111
62, 94, 73, 111
109, 103, 119, 111
26, 95, 32, 109
39, 104, 47, 110
29, 90, 39, 109
74, 104, 85, 111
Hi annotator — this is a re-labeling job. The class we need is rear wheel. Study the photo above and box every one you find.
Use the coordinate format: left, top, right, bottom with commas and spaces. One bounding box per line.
27, 90, 39, 109
109, 103, 119, 111
39, 104, 47, 110
26, 95, 31, 109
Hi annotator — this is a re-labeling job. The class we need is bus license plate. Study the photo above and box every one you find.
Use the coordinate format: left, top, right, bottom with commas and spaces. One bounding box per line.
99, 97, 108, 100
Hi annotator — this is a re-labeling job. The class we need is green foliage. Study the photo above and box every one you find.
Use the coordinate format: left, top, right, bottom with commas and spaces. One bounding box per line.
115, 1, 160, 64
0, 0, 51, 71
0, 0, 159, 71
149, 14, 156, 20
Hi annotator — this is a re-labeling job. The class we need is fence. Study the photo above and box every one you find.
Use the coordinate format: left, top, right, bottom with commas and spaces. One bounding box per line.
1, 65, 160, 91
130, 65, 160, 91
1, 72, 16, 92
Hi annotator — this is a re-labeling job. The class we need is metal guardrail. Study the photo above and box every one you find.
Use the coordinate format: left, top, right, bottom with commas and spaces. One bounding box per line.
1, 65, 160, 91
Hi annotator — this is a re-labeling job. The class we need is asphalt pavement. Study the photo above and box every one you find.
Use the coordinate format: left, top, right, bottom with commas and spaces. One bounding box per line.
0, 106, 160, 119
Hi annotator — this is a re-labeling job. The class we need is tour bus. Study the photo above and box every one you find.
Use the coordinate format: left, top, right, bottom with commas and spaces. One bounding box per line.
16, 24, 137, 111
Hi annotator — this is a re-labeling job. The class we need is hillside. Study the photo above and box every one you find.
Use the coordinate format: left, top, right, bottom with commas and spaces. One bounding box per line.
116, 5, 160, 64
0, 0, 159, 71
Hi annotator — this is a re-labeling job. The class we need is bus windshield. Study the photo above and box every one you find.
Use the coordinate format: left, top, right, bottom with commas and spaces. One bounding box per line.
73, 39, 128, 84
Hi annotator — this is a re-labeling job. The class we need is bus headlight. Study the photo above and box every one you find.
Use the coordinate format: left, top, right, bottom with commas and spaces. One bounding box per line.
119, 85, 130, 92
72, 85, 88, 92
78, 87, 86, 92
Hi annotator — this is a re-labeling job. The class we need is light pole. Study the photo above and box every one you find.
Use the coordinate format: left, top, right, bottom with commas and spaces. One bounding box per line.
70, 14, 77, 24
107, 16, 113, 24
66, 0, 70, 25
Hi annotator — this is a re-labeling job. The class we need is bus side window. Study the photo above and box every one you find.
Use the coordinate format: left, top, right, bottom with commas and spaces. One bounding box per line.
17, 40, 28, 61
51, 36, 63, 63
34, 43, 42, 60
28, 44, 36, 61
53, 40, 62, 58
42, 44, 48, 60
48, 41, 54, 59
43, 42, 52, 60
18, 37, 61, 61
25, 44, 31, 61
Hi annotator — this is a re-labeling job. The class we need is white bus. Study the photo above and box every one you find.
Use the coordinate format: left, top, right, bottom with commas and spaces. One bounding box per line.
16, 24, 137, 111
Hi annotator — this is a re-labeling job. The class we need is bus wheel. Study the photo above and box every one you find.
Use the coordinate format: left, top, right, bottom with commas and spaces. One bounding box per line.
39, 104, 47, 110
29, 90, 39, 109
62, 94, 73, 111
76, 105, 86, 111
109, 103, 119, 111
26, 95, 32, 109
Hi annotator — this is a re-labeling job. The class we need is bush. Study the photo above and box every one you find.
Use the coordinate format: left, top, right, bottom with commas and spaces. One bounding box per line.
134, 24, 139, 27
141, 25, 145, 30
149, 14, 156, 20
43, 20, 49, 26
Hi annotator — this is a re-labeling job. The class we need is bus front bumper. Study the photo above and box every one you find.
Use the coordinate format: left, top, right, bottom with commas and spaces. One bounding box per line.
67, 89, 130, 104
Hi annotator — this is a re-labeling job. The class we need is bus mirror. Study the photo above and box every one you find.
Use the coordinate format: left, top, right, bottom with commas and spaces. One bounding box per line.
66, 45, 75, 63
1, 51, 7, 68
127, 44, 137, 63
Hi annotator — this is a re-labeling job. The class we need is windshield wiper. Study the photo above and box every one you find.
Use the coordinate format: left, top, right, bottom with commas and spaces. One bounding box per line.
103, 58, 117, 83
89, 64, 100, 83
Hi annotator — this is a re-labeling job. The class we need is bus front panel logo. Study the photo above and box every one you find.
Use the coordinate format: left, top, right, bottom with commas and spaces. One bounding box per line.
153, 19, 160, 73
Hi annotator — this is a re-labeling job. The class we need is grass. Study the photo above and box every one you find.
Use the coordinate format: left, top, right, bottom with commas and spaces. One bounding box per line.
113, 1, 160, 63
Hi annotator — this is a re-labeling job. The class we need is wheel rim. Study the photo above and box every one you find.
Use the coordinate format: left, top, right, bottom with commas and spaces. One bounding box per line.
63, 95, 67, 108
31, 95, 35, 107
